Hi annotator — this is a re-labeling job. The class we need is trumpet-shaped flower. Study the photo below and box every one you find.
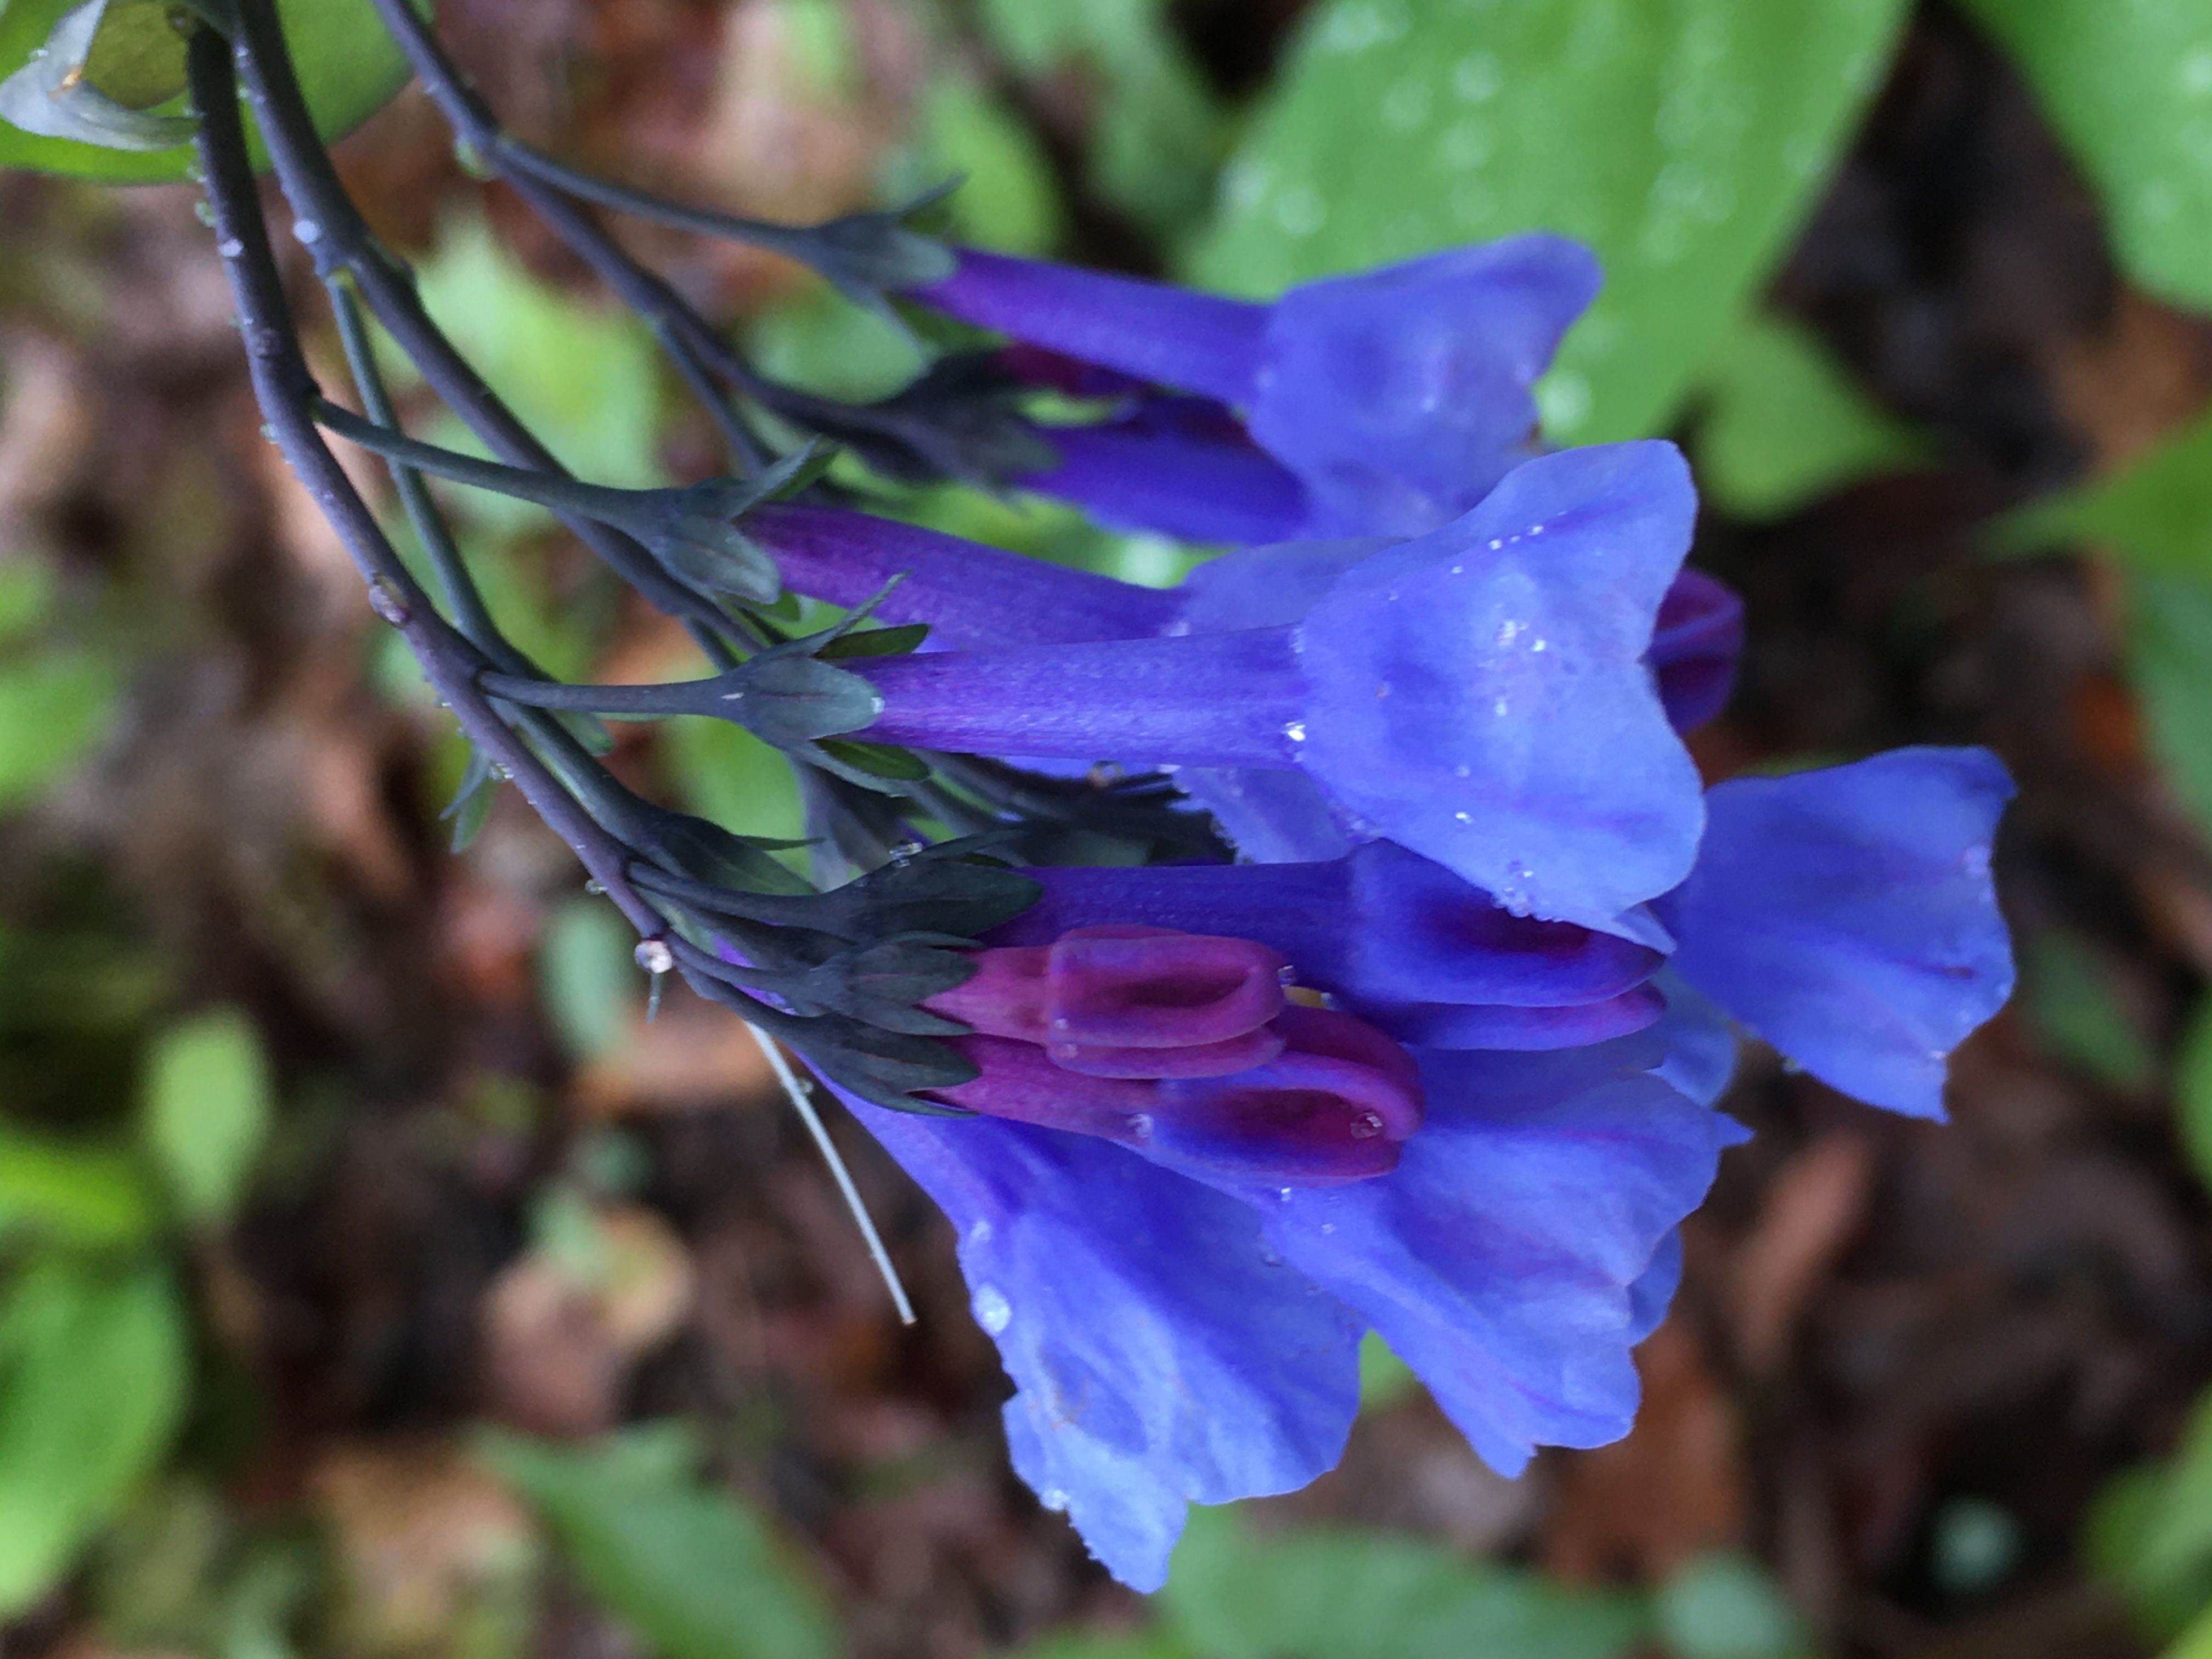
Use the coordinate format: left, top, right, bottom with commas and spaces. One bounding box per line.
907, 236, 1601, 539
843, 443, 1705, 928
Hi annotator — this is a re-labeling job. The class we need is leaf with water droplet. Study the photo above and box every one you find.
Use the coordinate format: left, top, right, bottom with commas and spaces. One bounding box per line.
1189, 0, 1911, 444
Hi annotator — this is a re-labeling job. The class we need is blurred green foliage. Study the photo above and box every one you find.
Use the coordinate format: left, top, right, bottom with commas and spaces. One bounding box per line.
478, 1425, 839, 1659
1695, 315, 1924, 520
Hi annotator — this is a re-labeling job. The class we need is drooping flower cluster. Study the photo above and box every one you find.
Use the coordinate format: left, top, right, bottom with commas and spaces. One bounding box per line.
631, 240, 2014, 1588
180, 1, 2001, 1604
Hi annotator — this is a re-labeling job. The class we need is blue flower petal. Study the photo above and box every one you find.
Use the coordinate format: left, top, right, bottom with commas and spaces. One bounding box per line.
848, 1096, 1362, 1590
1250, 1040, 1744, 1474
1661, 747, 2016, 1119
1251, 235, 1602, 537
1295, 443, 1705, 929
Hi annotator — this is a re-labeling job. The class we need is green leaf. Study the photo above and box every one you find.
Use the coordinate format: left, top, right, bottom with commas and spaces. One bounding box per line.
1993, 410, 2212, 575
1161, 1508, 1646, 1659
1697, 314, 1923, 518
0, 559, 55, 645
539, 898, 639, 1062
141, 1008, 275, 1226
2126, 573, 2212, 837
977, 0, 1223, 235
812, 737, 931, 781
917, 75, 1064, 256
2085, 1462, 2212, 1638
1654, 1552, 1810, 1659
477, 1424, 838, 1659
0, 0, 425, 184
0, 1257, 190, 1615
2175, 994, 2212, 1197
2018, 931, 2155, 1091
661, 717, 806, 850
0, 1119, 159, 1246
816, 622, 930, 661
994, 1635, 1193, 1659
1356, 1329, 1420, 1412
404, 215, 663, 517
1957, 0, 2212, 311
1188, 0, 1910, 444
0, 646, 119, 809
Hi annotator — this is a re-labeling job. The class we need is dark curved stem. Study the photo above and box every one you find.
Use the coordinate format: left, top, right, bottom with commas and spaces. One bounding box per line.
188, 26, 664, 941
225, 0, 735, 637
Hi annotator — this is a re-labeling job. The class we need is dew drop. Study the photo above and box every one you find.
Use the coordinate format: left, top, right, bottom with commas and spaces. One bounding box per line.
1276, 1187, 1294, 1204
966, 1219, 993, 1250
1452, 48, 1502, 103
364, 577, 411, 627
291, 218, 323, 245
634, 937, 675, 975
216, 236, 244, 259
1453, 764, 1471, 779
972, 1284, 1012, 1335
1274, 184, 1326, 238
1454, 809, 1472, 822
584, 878, 607, 895
1348, 1110, 1386, 1140
1126, 1112, 1154, 1142
1283, 720, 1307, 743
194, 199, 218, 227
1038, 1487, 1070, 1513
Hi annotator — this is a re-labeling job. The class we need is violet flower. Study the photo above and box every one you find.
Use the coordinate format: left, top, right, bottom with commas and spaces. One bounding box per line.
905, 235, 1601, 539
838, 442, 1707, 930
825, 906, 1740, 1587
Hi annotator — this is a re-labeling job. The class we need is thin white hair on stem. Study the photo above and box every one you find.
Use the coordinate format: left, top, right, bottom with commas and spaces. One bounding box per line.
744, 1023, 917, 1327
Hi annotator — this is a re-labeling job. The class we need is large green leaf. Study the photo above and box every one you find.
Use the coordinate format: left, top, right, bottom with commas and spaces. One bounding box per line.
1161, 1508, 1645, 1659
477, 1424, 838, 1659
0, 0, 422, 184
1187, 0, 1910, 444
0, 1257, 189, 1614
1958, 0, 2212, 312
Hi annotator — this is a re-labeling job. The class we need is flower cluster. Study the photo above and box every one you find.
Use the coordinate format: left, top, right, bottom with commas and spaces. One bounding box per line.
181, 2, 2006, 1605
681, 242, 2016, 1587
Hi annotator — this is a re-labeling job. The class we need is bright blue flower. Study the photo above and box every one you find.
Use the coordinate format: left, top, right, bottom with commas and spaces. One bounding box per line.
1657, 747, 2017, 1119
910, 236, 1601, 539
847, 442, 1706, 929
841, 1020, 1736, 1589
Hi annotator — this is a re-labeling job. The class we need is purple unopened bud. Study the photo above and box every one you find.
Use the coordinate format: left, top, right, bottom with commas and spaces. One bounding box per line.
929, 1003, 1424, 1187
1649, 568, 1743, 732
928, 925, 1288, 1079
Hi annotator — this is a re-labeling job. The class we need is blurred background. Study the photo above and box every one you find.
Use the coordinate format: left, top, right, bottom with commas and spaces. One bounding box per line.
5, 0, 2212, 1655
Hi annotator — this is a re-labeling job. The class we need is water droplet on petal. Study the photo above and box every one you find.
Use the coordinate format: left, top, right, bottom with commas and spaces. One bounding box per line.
972, 1284, 1012, 1335
1126, 1112, 1154, 1142
1038, 1487, 1070, 1513
966, 1218, 993, 1250
1348, 1110, 1385, 1140
1283, 720, 1307, 743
